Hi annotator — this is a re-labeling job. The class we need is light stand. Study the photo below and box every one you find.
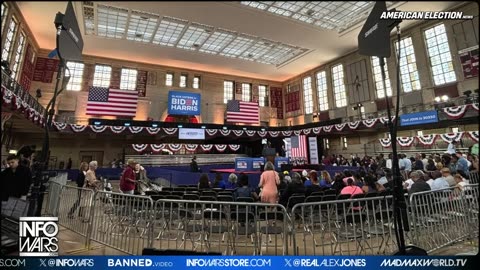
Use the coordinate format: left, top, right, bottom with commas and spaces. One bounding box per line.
29, 6, 77, 216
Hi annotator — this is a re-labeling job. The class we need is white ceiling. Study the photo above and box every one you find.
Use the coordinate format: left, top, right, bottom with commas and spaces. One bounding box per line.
17, 1, 463, 81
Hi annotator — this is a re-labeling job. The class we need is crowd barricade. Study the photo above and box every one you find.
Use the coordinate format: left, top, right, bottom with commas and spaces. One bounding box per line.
52, 186, 478, 255
291, 195, 399, 255
469, 171, 479, 184
409, 184, 478, 253
86, 191, 154, 255
43, 181, 64, 217
150, 199, 290, 255
55, 185, 96, 246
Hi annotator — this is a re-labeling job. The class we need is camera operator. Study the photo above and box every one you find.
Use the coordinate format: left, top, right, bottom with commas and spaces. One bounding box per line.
1, 154, 32, 201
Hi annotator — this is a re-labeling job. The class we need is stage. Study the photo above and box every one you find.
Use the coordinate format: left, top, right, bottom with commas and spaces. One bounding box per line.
210, 168, 305, 174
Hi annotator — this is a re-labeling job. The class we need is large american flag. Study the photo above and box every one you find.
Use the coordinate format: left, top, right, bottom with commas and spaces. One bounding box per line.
290, 135, 308, 158
226, 100, 259, 124
86, 87, 138, 117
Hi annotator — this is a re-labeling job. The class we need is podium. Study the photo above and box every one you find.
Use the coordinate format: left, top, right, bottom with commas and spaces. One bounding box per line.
262, 148, 277, 165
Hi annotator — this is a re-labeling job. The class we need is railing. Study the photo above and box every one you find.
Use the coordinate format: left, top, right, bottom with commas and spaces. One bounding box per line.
1, 69, 48, 117
50, 184, 478, 255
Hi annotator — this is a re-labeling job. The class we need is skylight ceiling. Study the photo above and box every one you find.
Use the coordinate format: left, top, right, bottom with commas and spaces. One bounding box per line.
82, 2, 309, 67
240, 1, 398, 33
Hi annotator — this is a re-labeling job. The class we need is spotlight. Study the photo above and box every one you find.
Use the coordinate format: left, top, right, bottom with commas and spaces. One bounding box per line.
242, 127, 247, 131
177, 124, 183, 128
222, 126, 227, 130
9, 150, 17, 155
441, 95, 449, 102
434, 96, 441, 103
151, 123, 158, 128
93, 121, 101, 125
200, 125, 206, 129
261, 128, 265, 131
124, 123, 131, 127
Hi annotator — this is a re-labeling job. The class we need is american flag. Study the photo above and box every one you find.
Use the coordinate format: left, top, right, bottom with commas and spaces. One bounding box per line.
226, 100, 259, 124
86, 87, 138, 117
290, 135, 308, 158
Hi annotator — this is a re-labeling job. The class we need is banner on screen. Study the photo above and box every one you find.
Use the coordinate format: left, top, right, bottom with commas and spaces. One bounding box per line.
308, 137, 319, 165
178, 128, 205, 140
400, 110, 438, 126
168, 91, 201, 115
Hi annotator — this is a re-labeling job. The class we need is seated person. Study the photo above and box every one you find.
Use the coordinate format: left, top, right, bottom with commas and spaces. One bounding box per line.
304, 170, 317, 187
233, 173, 258, 200
408, 171, 431, 195
222, 173, 237, 189
319, 170, 332, 189
211, 172, 223, 188
340, 178, 364, 197
431, 170, 449, 190
279, 172, 305, 206
197, 173, 211, 190
305, 171, 322, 197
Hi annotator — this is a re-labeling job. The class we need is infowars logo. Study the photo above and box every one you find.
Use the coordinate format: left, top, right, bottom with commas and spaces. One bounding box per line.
380, 259, 467, 267
19, 217, 59, 256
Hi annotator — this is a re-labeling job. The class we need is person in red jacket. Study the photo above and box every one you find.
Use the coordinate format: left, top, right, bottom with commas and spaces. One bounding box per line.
120, 159, 137, 194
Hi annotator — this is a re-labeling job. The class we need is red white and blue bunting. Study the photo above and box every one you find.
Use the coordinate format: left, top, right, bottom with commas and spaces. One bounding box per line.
467, 131, 479, 142
294, 130, 302, 136
200, 144, 213, 151
162, 128, 177, 135
379, 116, 395, 125
257, 130, 267, 137
397, 137, 415, 147
379, 138, 391, 148
302, 128, 311, 135
439, 132, 464, 143
215, 144, 227, 152
146, 127, 160, 135
245, 130, 256, 136
362, 119, 377, 128
206, 129, 218, 136
150, 144, 165, 152
53, 122, 67, 131
443, 105, 468, 119
168, 144, 182, 152
282, 130, 293, 136
268, 131, 279, 137
132, 144, 149, 152
185, 144, 198, 152
232, 130, 244, 136
219, 129, 231, 136
471, 103, 478, 111
90, 125, 108, 133
322, 125, 333, 133
110, 126, 126, 134
347, 121, 360, 130
129, 126, 144, 134
70, 124, 87, 132
229, 144, 240, 151
334, 123, 346, 131
312, 127, 321, 134
417, 134, 437, 146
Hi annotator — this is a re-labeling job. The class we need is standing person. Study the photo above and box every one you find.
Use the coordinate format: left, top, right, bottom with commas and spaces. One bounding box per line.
81, 161, 99, 222
258, 161, 280, 204
446, 139, 457, 155
68, 162, 88, 218
1, 154, 32, 201
413, 154, 424, 171
190, 156, 200, 172
66, 157, 72, 170
119, 159, 136, 194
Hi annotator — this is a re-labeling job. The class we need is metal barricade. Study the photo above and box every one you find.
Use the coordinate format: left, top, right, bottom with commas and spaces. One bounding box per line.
43, 181, 63, 216
56, 185, 95, 244
291, 195, 398, 255
150, 199, 290, 255
469, 171, 479, 184
409, 184, 478, 253
86, 191, 154, 255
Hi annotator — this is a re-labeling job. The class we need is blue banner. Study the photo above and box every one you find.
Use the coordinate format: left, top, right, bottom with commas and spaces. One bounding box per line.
400, 110, 438, 126
168, 91, 201, 115
2, 256, 474, 270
